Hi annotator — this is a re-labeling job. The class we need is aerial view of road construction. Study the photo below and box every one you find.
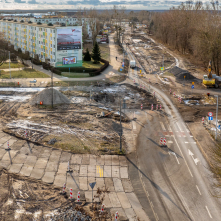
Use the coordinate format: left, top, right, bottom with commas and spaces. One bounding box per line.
1, 3, 221, 221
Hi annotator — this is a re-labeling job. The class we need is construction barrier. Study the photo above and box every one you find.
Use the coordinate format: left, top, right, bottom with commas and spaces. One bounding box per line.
173, 92, 176, 97
77, 191, 80, 202
62, 183, 66, 194
151, 104, 153, 111
163, 138, 166, 146
70, 188, 73, 199
156, 104, 158, 110
141, 104, 143, 110
160, 137, 163, 145
101, 204, 105, 213
160, 105, 162, 110
170, 88, 171, 94
115, 212, 118, 221
202, 117, 204, 124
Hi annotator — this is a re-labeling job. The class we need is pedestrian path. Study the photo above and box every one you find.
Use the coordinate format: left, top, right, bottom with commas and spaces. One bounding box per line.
0, 129, 149, 221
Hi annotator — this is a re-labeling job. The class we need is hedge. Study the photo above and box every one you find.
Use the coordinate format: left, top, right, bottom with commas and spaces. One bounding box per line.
32, 59, 42, 65
56, 67, 97, 73
89, 58, 109, 77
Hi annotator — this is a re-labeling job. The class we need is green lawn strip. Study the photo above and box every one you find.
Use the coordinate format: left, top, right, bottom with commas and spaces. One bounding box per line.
61, 72, 90, 78
0, 68, 49, 78
0, 62, 25, 69
82, 60, 104, 68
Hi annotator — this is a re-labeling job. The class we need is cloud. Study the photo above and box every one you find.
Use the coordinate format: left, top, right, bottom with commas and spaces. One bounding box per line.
0, 0, 198, 10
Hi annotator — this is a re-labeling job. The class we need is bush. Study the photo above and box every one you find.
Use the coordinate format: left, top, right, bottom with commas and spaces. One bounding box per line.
42, 62, 51, 70
84, 48, 91, 61
51, 67, 62, 75
32, 59, 42, 65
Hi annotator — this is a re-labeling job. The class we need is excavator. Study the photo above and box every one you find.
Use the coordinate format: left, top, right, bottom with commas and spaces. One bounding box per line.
203, 60, 221, 88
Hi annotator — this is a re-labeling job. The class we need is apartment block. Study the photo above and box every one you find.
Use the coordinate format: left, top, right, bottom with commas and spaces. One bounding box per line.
0, 20, 83, 67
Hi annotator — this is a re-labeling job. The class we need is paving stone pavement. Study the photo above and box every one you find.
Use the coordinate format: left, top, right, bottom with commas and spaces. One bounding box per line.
0, 131, 149, 221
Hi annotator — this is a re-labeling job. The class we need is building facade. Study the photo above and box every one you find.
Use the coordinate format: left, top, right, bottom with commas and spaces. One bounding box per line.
0, 20, 83, 67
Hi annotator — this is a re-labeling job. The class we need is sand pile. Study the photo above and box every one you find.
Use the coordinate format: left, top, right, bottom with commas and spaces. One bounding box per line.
29, 88, 70, 105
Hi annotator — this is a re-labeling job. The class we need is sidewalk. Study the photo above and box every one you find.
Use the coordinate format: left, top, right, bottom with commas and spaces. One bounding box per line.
0, 128, 148, 220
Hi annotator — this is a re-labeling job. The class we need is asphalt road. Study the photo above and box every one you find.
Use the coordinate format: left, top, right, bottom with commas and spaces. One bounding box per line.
125, 43, 221, 220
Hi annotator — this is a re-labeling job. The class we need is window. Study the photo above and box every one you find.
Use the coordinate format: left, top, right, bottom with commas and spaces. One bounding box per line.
53, 45, 55, 48
51, 44, 52, 47
39, 41, 40, 44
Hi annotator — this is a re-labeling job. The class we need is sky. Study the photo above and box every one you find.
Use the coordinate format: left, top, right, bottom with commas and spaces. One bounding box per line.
0, 0, 186, 10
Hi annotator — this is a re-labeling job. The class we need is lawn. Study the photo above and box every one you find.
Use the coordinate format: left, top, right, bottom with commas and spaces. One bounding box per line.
82, 60, 104, 68
0, 62, 25, 69
0, 68, 49, 78
61, 72, 90, 78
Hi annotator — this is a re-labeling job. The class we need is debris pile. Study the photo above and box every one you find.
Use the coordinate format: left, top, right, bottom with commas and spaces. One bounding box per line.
29, 88, 70, 105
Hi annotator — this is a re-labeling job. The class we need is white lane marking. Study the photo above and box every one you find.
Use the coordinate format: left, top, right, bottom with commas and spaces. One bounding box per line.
160, 122, 166, 131
173, 135, 193, 177
165, 135, 170, 137
185, 142, 189, 143
205, 206, 212, 218
150, 201, 154, 208
168, 141, 173, 143
132, 121, 136, 130
176, 122, 184, 132
196, 185, 201, 195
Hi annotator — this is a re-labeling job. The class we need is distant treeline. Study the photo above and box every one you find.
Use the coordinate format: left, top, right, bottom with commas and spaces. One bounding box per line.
151, 1, 221, 75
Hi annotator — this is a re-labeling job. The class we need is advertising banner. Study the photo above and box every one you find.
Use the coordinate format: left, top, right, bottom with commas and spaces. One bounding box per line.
57, 27, 82, 50
55, 26, 82, 67
63, 56, 77, 65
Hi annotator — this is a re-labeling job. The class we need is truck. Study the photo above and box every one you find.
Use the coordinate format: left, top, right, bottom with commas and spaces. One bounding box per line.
130, 60, 136, 69
203, 61, 221, 88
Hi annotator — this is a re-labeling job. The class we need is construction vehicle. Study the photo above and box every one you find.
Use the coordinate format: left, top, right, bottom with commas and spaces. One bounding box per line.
203, 61, 221, 88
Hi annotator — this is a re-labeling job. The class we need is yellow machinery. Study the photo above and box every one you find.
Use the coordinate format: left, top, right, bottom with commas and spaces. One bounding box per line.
203, 61, 216, 87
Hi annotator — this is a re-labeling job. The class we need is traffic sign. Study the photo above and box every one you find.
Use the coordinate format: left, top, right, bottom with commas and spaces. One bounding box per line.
218, 125, 221, 129
160, 67, 164, 71
191, 85, 194, 89
89, 182, 96, 189
208, 112, 213, 117
122, 64, 124, 67
208, 116, 213, 121
192, 82, 194, 85
120, 69, 122, 71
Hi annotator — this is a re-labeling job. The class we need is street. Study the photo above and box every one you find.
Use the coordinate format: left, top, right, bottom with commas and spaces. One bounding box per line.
123, 31, 221, 220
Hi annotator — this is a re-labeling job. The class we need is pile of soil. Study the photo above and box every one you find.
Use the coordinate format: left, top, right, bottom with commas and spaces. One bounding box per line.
170, 66, 195, 80
29, 88, 70, 105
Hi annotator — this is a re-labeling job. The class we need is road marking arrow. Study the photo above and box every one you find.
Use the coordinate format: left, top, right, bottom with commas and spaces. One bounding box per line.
188, 149, 199, 165
188, 149, 194, 156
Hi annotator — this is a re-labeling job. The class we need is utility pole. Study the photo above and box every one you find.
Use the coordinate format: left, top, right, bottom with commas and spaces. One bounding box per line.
120, 98, 122, 152
9, 51, 11, 79
51, 68, 53, 108
215, 95, 218, 140
32, 27, 33, 69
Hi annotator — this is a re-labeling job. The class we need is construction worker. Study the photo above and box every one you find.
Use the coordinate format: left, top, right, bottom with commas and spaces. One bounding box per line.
116, 56, 118, 61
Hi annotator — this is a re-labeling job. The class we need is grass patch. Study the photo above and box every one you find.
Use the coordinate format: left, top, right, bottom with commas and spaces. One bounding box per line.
61, 72, 90, 78
0, 62, 25, 69
82, 60, 104, 68
0, 82, 20, 87
162, 71, 174, 77
0, 68, 49, 79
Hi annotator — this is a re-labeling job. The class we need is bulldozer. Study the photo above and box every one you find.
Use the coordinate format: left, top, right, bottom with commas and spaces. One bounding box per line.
203, 60, 221, 88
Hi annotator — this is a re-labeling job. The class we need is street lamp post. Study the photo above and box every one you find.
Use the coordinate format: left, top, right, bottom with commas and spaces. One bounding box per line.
214, 95, 218, 140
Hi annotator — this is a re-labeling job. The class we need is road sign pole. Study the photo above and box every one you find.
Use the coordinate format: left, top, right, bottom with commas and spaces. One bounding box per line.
215, 95, 218, 140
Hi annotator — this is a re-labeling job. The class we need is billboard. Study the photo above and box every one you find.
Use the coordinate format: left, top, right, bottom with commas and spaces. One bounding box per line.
55, 26, 82, 67
57, 27, 82, 50
63, 56, 77, 65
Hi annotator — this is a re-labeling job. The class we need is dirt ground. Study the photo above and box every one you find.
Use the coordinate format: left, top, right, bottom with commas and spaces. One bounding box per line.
0, 83, 157, 155
0, 166, 112, 221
